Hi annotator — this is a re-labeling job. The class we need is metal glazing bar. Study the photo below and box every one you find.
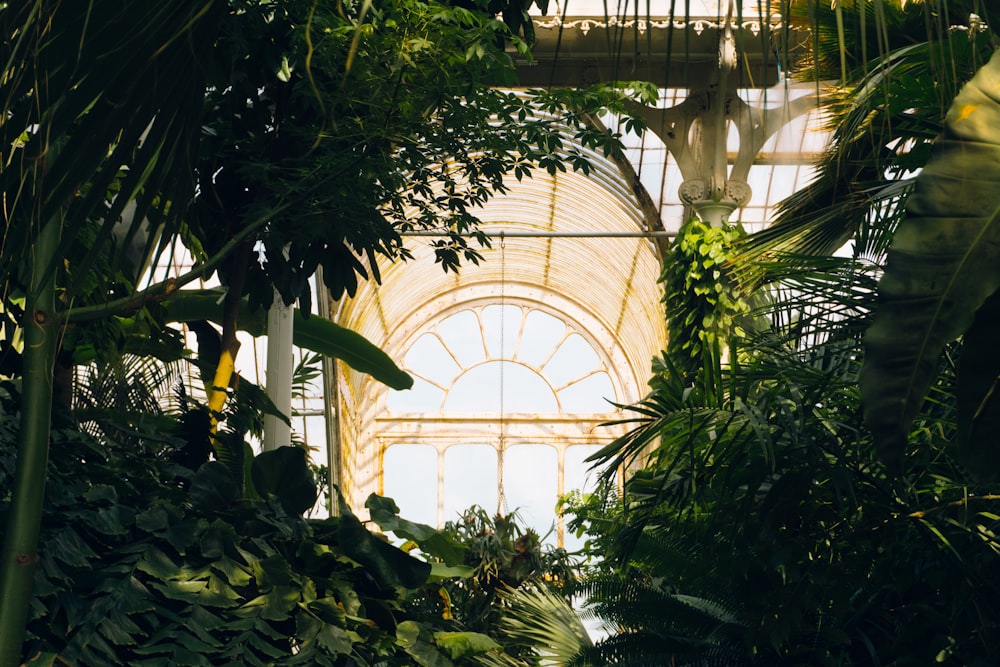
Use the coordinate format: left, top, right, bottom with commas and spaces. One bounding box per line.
399, 230, 675, 239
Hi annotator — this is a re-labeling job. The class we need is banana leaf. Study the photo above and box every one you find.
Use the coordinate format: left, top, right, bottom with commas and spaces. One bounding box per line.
163, 289, 412, 391
861, 49, 1000, 469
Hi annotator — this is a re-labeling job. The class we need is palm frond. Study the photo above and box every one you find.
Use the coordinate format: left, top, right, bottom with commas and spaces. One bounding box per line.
743, 24, 995, 262
499, 585, 593, 666
1, 1, 219, 292
75, 353, 185, 444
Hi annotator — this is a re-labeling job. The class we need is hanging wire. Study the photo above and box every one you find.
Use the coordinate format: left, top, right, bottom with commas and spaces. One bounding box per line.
497, 231, 507, 515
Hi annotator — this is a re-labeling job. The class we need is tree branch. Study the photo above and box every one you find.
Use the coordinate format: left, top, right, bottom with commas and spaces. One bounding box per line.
66, 216, 271, 323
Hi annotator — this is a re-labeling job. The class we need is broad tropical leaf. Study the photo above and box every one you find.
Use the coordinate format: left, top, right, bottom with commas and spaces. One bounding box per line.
861, 49, 1000, 468
250, 446, 317, 515
164, 289, 412, 390
956, 289, 1000, 477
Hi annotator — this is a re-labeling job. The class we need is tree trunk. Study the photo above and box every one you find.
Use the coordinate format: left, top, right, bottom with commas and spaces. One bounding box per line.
0, 216, 62, 667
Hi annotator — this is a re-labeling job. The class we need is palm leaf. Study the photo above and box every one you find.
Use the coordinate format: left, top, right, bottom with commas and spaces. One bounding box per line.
498, 585, 592, 666
743, 23, 994, 265
1, 1, 218, 289
861, 49, 1000, 468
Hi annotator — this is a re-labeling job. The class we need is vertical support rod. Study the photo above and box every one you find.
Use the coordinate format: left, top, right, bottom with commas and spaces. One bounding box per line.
263, 290, 294, 450
315, 268, 342, 516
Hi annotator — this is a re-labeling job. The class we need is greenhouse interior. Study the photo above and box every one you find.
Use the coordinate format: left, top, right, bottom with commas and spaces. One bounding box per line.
3, 1, 1000, 665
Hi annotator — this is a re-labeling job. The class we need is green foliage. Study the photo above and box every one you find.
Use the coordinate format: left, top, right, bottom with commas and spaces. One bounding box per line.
194, 0, 643, 310
746, 12, 996, 261
497, 585, 593, 666
661, 217, 752, 382
861, 49, 1000, 472
163, 288, 413, 390
573, 250, 1000, 664
0, 1, 217, 293
404, 506, 580, 664
786, 0, 995, 84
0, 381, 526, 666
1, 1, 643, 658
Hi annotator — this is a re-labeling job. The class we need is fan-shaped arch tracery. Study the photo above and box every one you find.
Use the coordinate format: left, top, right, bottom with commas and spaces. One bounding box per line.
378, 294, 630, 543
331, 161, 668, 533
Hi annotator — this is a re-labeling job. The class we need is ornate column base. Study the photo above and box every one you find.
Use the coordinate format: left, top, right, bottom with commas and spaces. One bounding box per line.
679, 179, 751, 226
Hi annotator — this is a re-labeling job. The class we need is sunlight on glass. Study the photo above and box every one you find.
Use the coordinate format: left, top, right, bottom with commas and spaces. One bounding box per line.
404, 333, 460, 386
383, 444, 438, 527
542, 333, 601, 387
558, 372, 616, 413
444, 444, 497, 521
436, 309, 485, 367
386, 377, 444, 413
503, 445, 559, 543
481, 304, 523, 360
517, 310, 567, 367
446, 362, 557, 413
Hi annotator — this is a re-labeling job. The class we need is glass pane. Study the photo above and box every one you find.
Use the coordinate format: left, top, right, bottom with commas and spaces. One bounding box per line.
564, 445, 604, 495
445, 362, 557, 413
443, 444, 497, 522
481, 305, 523, 360
383, 445, 438, 528
745, 164, 773, 207
558, 372, 616, 413
405, 333, 460, 386
767, 165, 800, 205
518, 310, 567, 367
387, 377, 444, 413
542, 333, 602, 388
503, 445, 558, 543
437, 310, 486, 367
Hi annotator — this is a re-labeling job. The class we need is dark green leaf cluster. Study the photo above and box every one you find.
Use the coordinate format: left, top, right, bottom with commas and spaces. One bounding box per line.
192, 0, 642, 310
0, 2, 217, 298
0, 382, 518, 666
571, 253, 1000, 665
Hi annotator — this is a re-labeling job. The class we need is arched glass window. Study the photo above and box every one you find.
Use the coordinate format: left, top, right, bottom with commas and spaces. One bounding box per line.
381, 303, 618, 546
388, 305, 616, 415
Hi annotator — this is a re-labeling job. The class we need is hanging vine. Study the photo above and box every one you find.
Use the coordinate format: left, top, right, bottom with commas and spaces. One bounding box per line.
661, 216, 752, 383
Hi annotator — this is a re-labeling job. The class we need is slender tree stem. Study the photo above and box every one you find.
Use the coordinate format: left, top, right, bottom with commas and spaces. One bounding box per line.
0, 215, 62, 667
207, 241, 252, 435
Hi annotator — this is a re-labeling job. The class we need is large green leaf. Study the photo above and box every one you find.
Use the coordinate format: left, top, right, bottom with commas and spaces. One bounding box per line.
365, 494, 467, 566
335, 495, 432, 591
250, 446, 317, 516
957, 289, 1000, 478
861, 49, 1000, 468
163, 289, 412, 390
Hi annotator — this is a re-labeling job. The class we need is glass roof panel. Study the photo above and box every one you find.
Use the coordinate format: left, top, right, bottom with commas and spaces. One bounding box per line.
558, 372, 617, 412
541, 0, 772, 18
